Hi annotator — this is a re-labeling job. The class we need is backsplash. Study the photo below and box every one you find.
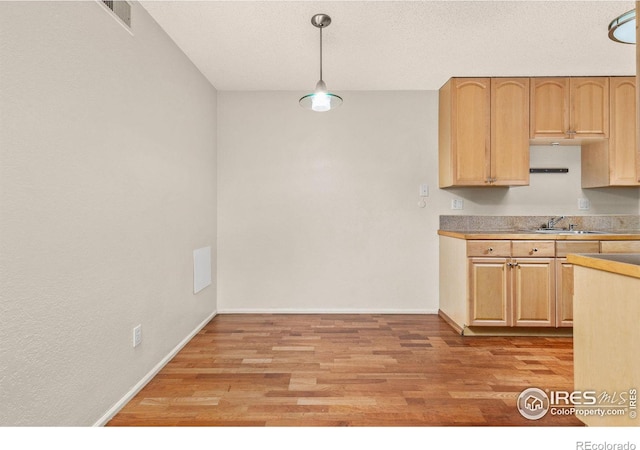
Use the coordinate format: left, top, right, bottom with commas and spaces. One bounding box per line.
440, 215, 640, 232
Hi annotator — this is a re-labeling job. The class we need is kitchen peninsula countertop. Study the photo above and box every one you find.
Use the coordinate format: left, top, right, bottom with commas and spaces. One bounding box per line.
570, 253, 640, 426
438, 230, 640, 240
567, 253, 640, 279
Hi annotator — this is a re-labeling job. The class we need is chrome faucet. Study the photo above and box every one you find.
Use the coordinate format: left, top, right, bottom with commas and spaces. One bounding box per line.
547, 215, 566, 229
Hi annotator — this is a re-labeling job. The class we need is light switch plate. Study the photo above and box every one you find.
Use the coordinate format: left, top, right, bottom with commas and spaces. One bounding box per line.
578, 198, 590, 210
419, 184, 429, 197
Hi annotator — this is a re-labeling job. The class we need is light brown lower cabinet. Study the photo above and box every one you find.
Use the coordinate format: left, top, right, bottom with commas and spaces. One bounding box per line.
512, 258, 556, 327
554, 240, 600, 328
557, 239, 640, 329
469, 256, 555, 327
440, 236, 640, 334
469, 258, 509, 326
555, 259, 574, 327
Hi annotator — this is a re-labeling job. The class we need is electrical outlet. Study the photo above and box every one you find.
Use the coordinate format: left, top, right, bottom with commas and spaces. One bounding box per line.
578, 198, 590, 210
451, 199, 464, 210
133, 324, 142, 348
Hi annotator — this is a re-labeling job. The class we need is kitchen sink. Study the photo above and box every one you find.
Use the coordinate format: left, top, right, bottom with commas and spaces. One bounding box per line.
521, 229, 609, 235
552, 230, 609, 235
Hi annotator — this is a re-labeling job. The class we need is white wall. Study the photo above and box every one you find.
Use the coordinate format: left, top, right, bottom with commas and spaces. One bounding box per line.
218, 91, 438, 313
217, 90, 639, 313
0, 2, 217, 425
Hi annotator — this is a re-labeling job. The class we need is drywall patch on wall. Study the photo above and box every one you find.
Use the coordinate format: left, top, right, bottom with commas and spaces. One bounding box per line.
194, 246, 213, 294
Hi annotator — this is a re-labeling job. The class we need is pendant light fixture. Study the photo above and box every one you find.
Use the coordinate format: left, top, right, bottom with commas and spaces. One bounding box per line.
608, 8, 636, 44
299, 14, 342, 112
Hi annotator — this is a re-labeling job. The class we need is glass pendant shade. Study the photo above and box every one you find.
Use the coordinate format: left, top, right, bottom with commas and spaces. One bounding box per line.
608, 9, 636, 44
299, 80, 343, 112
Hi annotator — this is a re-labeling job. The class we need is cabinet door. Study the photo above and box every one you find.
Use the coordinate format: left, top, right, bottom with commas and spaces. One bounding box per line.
581, 77, 637, 187
512, 258, 556, 327
468, 258, 510, 326
491, 78, 530, 186
570, 77, 609, 138
609, 77, 638, 185
530, 78, 570, 139
556, 258, 574, 327
451, 78, 491, 185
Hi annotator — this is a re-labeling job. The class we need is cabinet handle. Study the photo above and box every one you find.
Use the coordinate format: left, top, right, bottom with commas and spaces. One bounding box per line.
487, 247, 494, 253
532, 248, 538, 253
513, 262, 519, 267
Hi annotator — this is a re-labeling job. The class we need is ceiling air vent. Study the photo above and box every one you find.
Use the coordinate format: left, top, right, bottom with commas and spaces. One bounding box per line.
101, 1, 131, 28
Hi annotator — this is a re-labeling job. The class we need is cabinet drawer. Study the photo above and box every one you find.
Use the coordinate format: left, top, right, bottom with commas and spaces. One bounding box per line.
467, 240, 511, 257
600, 240, 640, 253
511, 240, 555, 257
556, 241, 600, 257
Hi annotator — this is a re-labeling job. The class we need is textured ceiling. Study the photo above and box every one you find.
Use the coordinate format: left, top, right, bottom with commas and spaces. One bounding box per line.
140, 1, 636, 91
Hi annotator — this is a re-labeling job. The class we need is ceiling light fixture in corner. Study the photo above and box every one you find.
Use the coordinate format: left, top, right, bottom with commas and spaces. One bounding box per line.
608, 8, 636, 44
299, 14, 342, 112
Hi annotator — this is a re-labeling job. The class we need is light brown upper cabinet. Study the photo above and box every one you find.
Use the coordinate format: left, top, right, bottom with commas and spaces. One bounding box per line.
439, 77, 529, 187
530, 77, 609, 142
491, 78, 530, 186
530, 78, 569, 140
582, 77, 639, 187
570, 77, 609, 138
439, 78, 490, 187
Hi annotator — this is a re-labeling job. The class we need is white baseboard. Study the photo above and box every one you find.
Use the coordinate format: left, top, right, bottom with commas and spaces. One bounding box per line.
93, 310, 217, 427
217, 308, 438, 314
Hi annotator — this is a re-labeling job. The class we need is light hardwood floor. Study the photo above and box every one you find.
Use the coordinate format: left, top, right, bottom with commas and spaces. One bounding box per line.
107, 314, 583, 426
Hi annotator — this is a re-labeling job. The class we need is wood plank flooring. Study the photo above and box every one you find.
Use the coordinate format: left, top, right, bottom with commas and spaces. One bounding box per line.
107, 314, 583, 426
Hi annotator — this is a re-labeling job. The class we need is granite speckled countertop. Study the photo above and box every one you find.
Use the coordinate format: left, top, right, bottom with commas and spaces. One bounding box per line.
439, 215, 640, 240
438, 229, 640, 240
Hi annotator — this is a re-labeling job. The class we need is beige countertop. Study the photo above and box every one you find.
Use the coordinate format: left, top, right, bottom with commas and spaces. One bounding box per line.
438, 230, 640, 240
567, 253, 640, 279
